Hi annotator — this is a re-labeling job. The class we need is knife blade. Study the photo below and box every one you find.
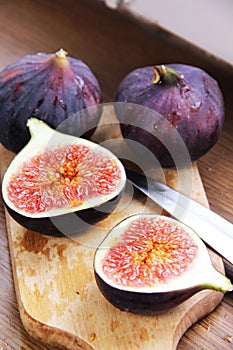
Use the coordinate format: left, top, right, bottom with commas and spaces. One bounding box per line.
126, 169, 233, 271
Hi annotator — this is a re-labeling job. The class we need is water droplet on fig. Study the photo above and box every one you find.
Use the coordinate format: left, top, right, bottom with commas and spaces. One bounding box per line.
59, 99, 67, 110
180, 85, 190, 97
176, 110, 183, 117
191, 101, 202, 112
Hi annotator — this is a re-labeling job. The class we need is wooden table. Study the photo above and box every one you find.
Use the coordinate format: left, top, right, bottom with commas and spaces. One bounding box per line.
0, 0, 232, 349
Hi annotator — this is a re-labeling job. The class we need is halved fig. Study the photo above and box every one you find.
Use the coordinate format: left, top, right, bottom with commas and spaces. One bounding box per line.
94, 214, 232, 314
2, 118, 126, 236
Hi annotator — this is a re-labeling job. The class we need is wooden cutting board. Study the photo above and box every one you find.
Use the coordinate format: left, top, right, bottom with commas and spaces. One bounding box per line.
0, 108, 224, 350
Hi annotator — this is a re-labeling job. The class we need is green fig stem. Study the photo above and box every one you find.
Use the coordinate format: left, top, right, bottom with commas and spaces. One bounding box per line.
152, 65, 184, 85
202, 266, 233, 294
53, 48, 69, 68
27, 118, 52, 139
56, 48, 68, 59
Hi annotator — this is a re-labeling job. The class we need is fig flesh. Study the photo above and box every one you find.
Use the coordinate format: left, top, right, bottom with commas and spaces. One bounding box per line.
0, 49, 102, 153
2, 118, 126, 236
114, 64, 224, 167
94, 214, 232, 314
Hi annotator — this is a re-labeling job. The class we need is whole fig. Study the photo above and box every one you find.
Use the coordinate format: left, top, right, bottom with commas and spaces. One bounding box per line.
114, 64, 224, 167
0, 49, 102, 153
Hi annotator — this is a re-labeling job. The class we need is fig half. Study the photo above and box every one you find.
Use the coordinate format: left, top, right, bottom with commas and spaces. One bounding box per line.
2, 118, 126, 236
94, 214, 232, 314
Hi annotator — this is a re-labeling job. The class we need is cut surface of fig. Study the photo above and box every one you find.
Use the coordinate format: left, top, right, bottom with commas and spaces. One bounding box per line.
94, 214, 232, 314
2, 118, 126, 235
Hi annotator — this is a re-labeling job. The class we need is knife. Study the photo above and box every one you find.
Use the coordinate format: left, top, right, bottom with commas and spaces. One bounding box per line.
126, 169, 233, 279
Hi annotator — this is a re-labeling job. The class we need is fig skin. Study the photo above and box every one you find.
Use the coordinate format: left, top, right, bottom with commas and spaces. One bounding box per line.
114, 64, 224, 167
4, 195, 123, 237
0, 49, 102, 153
95, 272, 202, 315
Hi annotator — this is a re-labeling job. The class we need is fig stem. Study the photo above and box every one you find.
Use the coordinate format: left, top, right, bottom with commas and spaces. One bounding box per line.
202, 266, 233, 294
152, 65, 184, 85
56, 48, 68, 59
27, 118, 52, 139
53, 48, 69, 68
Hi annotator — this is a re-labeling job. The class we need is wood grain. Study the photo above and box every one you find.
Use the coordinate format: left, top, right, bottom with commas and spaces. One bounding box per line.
0, 0, 232, 349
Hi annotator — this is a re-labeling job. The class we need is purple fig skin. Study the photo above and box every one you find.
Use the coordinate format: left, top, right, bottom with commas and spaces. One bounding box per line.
114, 64, 224, 167
0, 50, 102, 153
3, 191, 123, 237
95, 271, 202, 315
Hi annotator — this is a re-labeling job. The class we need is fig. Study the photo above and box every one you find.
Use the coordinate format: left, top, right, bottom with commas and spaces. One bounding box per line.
94, 214, 232, 314
114, 64, 224, 167
0, 49, 102, 153
1, 118, 126, 236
